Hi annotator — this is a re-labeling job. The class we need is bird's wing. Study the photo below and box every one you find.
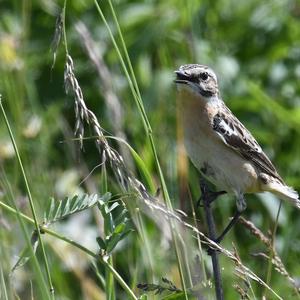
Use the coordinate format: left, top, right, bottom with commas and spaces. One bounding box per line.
212, 104, 283, 183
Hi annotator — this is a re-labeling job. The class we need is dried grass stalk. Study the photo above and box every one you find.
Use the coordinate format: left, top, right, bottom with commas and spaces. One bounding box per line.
239, 216, 299, 294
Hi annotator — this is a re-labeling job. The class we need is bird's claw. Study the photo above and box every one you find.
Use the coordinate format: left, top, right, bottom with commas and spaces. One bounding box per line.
207, 240, 221, 256
197, 190, 226, 208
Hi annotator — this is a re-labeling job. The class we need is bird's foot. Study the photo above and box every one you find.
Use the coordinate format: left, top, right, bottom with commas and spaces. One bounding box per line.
198, 177, 226, 207
197, 190, 226, 207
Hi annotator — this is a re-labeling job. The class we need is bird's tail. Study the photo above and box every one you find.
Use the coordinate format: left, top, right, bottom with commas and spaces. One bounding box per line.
264, 180, 300, 209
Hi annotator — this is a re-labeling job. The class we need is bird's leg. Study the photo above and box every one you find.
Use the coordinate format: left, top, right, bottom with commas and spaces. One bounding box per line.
214, 211, 242, 244
197, 190, 226, 207
214, 193, 246, 244
198, 177, 226, 207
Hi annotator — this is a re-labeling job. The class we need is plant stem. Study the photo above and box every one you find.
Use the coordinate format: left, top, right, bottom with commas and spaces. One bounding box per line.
93, 2, 190, 298
62, 0, 69, 55
190, 196, 208, 283
200, 178, 224, 300
0, 97, 54, 298
0, 199, 138, 300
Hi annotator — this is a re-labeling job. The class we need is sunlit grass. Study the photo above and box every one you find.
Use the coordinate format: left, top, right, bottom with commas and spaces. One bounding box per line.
0, 0, 300, 299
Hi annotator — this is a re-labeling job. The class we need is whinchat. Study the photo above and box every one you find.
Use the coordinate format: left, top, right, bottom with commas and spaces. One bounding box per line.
175, 64, 299, 213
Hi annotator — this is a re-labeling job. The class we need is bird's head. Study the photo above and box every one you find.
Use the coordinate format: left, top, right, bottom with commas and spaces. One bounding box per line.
175, 64, 219, 100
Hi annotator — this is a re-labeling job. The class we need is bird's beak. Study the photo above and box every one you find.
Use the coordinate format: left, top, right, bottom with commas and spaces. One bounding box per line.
174, 70, 189, 84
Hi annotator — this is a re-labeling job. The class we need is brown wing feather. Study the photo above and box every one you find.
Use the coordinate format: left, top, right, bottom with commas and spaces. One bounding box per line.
212, 105, 283, 183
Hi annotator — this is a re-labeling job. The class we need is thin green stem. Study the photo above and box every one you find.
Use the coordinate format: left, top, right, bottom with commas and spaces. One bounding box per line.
107, 2, 190, 296
0, 248, 9, 300
0, 169, 51, 299
93, 0, 147, 131
177, 231, 193, 287
107, 0, 151, 130
189, 195, 207, 282
106, 256, 116, 300
0, 199, 138, 300
93, 2, 190, 297
101, 166, 115, 300
106, 0, 171, 206
62, 0, 69, 55
0, 199, 33, 223
104, 258, 137, 300
94, 0, 171, 207
135, 209, 155, 281
0, 97, 54, 298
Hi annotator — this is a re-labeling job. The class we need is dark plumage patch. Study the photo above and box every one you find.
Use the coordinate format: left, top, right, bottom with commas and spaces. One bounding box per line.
213, 114, 226, 133
200, 162, 215, 177
212, 107, 284, 184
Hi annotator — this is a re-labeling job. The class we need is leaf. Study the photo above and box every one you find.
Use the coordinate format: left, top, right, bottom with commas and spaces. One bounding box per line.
137, 278, 183, 298
44, 193, 111, 224
11, 230, 39, 273
105, 202, 119, 214
114, 222, 126, 234
106, 227, 132, 253
105, 218, 133, 253
98, 198, 128, 234
107, 229, 133, 254
96, 195, 133, 253
98, 191, 111, 206
161, 292, 193, 300
96, 236, 106, 250
114, 209, 129, 227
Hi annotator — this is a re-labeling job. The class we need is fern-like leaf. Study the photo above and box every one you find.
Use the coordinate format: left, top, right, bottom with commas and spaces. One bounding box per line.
44, 193, 111, 224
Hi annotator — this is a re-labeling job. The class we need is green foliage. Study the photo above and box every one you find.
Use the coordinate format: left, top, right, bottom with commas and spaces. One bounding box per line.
0, 0, 300, 299
96, 195, 133, 254
44, 193, 110, 224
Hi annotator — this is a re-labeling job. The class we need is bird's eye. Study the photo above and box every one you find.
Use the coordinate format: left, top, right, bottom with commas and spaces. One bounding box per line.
199, 72, 209, 81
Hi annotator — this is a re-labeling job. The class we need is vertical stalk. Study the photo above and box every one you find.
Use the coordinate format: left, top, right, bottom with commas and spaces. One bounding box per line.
93, 1, 190, 297
62, 0, 69, 55
200, 179, 224, 300
0, 97, 54, 298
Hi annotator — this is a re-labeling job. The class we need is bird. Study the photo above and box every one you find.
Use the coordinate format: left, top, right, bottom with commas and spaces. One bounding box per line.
175, 64, 299, 240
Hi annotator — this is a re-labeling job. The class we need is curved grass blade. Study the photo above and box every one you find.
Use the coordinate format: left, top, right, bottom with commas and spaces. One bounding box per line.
11, 230, 39, 273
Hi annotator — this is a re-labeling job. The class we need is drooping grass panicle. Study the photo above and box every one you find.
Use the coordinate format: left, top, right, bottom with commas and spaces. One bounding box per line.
64, 54, 150, 199
75, 21, 134, 169
239, 217, 300, 294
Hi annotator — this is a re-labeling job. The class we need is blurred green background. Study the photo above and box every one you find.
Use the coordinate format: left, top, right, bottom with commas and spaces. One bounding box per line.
1, 0, 300, 299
